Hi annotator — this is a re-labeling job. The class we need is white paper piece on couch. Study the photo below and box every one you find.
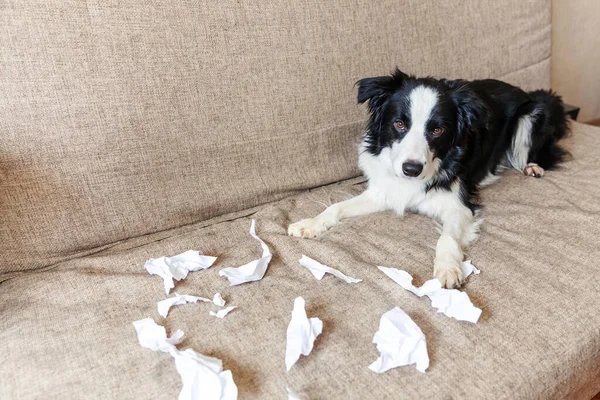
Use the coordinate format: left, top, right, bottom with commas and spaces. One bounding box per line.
377, 266, 482, 323
132, 318, 184, 353
461, 260, 480, 277
133, 319, 238, 400
209, 306, 237, 319
157, 293, 213, 318
212, 293, 226, 307
368, 307, 429, 373
145, 250, 217, 294
170, 347, 238, 400
298, 255, 362, 283
285, 297, 323, 371
219, 220, 272, 286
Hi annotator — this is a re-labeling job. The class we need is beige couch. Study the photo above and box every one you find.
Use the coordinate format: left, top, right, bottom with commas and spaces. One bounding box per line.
2, 1, 599, 399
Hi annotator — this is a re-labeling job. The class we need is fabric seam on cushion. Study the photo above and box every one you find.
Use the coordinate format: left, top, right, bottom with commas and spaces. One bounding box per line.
0, 176, 368, 283
498, 55, 551, 82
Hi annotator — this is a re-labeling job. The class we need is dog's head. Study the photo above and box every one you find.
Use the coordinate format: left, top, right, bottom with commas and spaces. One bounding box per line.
357, 69, 485, 187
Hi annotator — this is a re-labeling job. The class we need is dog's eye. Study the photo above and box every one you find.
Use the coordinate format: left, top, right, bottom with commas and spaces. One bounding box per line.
394, 121, 406, 132
432, 127, 444, 136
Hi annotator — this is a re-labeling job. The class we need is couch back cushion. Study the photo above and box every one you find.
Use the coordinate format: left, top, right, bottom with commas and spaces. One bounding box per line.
0, 0, 551, 273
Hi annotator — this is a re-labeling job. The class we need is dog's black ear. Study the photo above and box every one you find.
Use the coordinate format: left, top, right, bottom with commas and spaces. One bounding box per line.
449, 83, 488, 142
356, 68, 407, 109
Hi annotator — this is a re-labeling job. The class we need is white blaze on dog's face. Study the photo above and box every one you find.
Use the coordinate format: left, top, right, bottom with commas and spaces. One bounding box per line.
357, 71, 459, 182
389, 86, 439, 179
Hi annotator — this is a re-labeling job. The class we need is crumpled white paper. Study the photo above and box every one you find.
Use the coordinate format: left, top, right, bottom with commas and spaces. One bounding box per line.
369, 307, 429, 373
219, 220, 272, 286
133, 318, 238, 400
145, 250, 217, 294
212, 293, 226, 307
132, 318, 184, 353
285, 297, 323, 371
461, 260, 480, 277
157, 293, 213, 318
209, 306, 237, 319
171, 348, 238, 400
298, 255, 362, 283
377, 263, 482, 323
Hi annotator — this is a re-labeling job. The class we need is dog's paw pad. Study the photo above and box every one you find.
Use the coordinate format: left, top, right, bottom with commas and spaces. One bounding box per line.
434, 264, 465, 289
524, 163, 545, 178
288, 218, 328, 239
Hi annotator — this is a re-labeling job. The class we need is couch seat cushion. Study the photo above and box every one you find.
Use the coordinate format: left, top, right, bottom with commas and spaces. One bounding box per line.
1, 122, 599, 399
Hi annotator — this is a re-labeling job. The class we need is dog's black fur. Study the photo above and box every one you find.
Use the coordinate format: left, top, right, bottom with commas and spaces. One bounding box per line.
356, 69, 569, 210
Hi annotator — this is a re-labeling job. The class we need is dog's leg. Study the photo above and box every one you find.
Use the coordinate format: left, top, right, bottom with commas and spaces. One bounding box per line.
288, 190, 384, 238
432, 204, 474, 288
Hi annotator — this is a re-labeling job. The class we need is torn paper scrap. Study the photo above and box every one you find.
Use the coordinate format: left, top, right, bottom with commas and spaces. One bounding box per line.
426, 288, 482, 323
298, 255, 362, 283
219, 220, 272, 286
170, 348, 238, 400
157, 293, 213, 318
133, 319, 237, 400
461, 260, 480, 277
285, 297, 323, 371
209, 306, 237, 319
377, 267, 441, 296
169, 250, 218, 272
212, 293, 226, 307
132, 318, 184, 353
145, 250, 217, 294
369, 307, 429, 373
377, 266, 482, 323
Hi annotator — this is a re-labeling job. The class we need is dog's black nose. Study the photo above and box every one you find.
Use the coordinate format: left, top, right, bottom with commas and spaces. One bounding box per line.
402, 161, 423, 177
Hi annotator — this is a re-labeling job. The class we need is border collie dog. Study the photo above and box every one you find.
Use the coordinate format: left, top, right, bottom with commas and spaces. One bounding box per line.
288, 69, 569, 288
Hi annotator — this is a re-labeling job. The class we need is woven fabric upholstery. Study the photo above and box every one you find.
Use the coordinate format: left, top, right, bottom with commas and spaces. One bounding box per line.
1, 122, 599, 399
0, 0, 551, 272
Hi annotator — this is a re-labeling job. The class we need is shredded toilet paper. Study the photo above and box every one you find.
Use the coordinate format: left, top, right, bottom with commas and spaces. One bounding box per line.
369, 307, 429, 373
378, 263, 482, 323
145, 250, 217, 294
285, 297, 323, 371
219, 220, 272, 286
298, 255, 362, 283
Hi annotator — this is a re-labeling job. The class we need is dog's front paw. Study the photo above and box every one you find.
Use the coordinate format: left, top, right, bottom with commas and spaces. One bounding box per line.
524, 162, 545, 178
433, 261, 465, 289
288, 217, 331, 238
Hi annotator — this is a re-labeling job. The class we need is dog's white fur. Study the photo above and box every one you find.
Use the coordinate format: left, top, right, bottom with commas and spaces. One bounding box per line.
388, 87, 439, 178
508, 114, 534, 170
288, 85, 532, 288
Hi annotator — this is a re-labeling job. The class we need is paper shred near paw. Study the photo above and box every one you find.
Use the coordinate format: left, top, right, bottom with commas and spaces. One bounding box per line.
461, 260, 480, 277
378, 266, 482, 323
